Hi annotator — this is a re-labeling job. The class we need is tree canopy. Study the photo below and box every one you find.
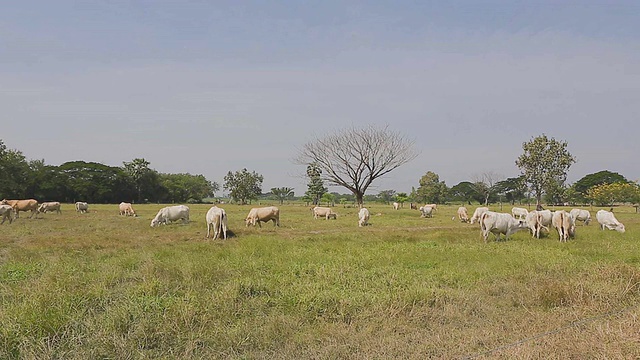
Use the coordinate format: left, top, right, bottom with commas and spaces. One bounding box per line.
515, 134, 576, 205
224, 168, 264, 205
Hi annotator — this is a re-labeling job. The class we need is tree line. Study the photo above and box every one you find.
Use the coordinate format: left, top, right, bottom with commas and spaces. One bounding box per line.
0, 140, 218, 204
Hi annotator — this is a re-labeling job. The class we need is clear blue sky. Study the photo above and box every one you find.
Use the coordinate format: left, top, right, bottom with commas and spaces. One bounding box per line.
2, 1, 639, 195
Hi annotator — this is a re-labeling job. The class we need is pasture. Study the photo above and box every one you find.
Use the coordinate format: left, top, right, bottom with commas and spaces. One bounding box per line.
1, 203, 639, 359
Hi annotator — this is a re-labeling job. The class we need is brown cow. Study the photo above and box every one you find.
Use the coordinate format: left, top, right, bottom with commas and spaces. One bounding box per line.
1, 199, 39, 219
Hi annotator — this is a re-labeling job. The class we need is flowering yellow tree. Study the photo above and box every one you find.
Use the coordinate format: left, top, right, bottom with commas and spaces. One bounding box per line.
586, 182, 640, 206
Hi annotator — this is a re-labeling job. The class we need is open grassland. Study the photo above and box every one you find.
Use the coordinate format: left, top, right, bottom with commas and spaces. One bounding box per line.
1, 203, 639, 359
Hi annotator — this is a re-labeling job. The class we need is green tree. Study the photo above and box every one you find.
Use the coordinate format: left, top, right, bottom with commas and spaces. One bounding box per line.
160, 173, 218, 203
515, 134, 576, 206
321, 192, 335, 206
448, 181, 480, 204
395, 192, 409, 207
296, 125, 418, 206
572, 170, 628, 200
494, 176, 527, 205
223, 168, 264, 204
377, 189, 396, 204
271, 187, 295, 204
123, 158, 156, 203
586, 182, 640, 206
58, 161, 131, 203
415, 171, 448, 204
305, 163, 327, 205
0, 141, 31, 198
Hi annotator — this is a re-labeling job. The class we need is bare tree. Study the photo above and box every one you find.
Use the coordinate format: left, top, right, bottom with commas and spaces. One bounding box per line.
295, 125, 418, 206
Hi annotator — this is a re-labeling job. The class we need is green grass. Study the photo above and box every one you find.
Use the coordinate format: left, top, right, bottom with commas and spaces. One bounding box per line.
1, 203, 639, 359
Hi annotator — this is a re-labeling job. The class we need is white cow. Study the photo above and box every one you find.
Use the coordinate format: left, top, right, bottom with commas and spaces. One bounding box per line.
419, 206, 433, 218
470, 207, 489, 225
75, 202, 89, 214
150, 205, 190, 227
457, 206, 469, 223
37, 201, 61, 214
119, 202, 137, 217
205, 206, 228, 240
552, 210, 575, 242
511, 207, 529, 219
569, 209, 591, 225
245, 206, 280, 227
312, 206, 337, 220
358, 207, 370, 227
596, 210, 625, 233
480, 211, 529, 242
525, 211, 546, 238
0, 204, 14, 224
392, 202, 400, 210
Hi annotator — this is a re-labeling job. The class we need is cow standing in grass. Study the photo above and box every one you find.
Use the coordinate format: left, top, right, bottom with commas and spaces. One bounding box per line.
1, 199, 39, 219
245, 206, 280, 227
150, 205, 190, 227
206, 206, 228, 240
358, 208, 370, 227
480, 211, 529, 242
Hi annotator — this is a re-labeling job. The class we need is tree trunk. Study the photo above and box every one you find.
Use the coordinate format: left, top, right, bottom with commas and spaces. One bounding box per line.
355, 192, 364, 207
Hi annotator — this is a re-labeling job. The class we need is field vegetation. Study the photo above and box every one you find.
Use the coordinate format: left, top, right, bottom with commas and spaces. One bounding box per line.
1, 203, 639, 359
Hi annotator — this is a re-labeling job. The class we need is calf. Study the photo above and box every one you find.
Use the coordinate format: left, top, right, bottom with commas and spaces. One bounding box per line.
480, 211, 529, 242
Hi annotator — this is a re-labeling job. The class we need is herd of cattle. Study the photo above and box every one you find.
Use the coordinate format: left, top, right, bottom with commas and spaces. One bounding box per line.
0, 198, 628, 243
453, 205, 626, 242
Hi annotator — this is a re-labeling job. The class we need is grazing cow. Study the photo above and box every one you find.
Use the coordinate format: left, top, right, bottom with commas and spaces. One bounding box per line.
536, 210, 553, 236
457, 206, 469, 223
525, 211, 546, 238
552, 210, 575, 242
1, 199, 39, 219
392, 202, 400, 210
0, 204, 14, 224
75, 202, 89, 214
119, 202, 136, 217
205, 206, 228, 240
511, 207, 529, 220
424, 204, 437, 211
150, 205, 190, 227
419, 206, 433, 218
470, 207, 489, 225
569, 209, 591, 225
358, 207, 370, 227
596, 210, 625, 233
37, 201, 61, 214
410, 203, 418, 210
312, 206, 337, 220
480, 211, 529, 242
245, 206, 280, 227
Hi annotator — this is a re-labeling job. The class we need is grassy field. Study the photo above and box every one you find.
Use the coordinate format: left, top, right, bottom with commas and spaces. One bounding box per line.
1, 202, 639, 359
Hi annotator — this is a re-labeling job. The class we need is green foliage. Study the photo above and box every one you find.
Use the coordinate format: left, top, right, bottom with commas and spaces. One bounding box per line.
516, 134, 576, 205
573, 170, 628, 200
224, 168, 264, 204
586, 182, 640, 206
123, 158, 155, 203
305, 163, 327, 205
58, 161, 133, 203
494, 176, 527, 205
160, 173, 217, 203
320, 192, 335, 206
377, 189, 396, 204
0, 142, 30, 198
415, 171, 448, 204
395, 192, 409, 205
271, 187, 295, 204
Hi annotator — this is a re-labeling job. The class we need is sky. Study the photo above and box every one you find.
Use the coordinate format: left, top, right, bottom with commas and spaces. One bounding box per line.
2, 1, 639, 196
